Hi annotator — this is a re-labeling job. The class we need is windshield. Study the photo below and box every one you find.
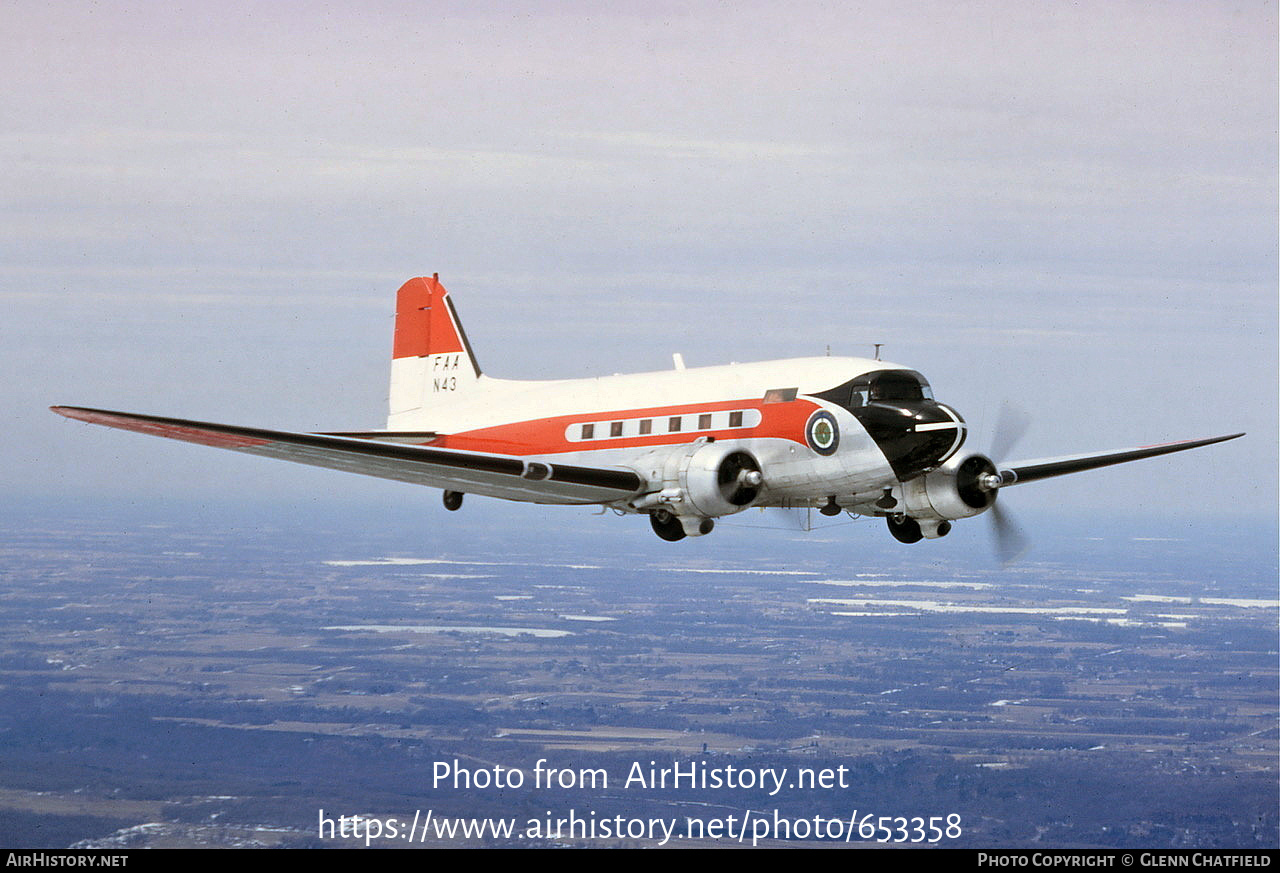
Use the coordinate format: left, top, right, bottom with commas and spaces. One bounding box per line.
813, 369, 934, 412
868, 371, 933, 403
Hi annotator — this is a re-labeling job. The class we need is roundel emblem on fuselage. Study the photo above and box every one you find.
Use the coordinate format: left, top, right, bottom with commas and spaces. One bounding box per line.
805, 410, 840, 456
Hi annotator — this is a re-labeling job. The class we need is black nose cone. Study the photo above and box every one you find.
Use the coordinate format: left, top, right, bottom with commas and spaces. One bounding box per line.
855, 402, 966, 479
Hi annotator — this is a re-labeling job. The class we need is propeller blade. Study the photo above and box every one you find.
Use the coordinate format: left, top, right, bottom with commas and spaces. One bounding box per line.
990, 500, 1029, 565
989, 401, 1031, 463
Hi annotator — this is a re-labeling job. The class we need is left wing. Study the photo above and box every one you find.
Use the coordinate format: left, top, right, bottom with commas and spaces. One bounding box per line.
51, 406, 645, 505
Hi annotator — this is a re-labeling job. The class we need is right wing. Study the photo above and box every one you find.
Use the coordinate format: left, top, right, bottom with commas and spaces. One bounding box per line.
1001, 433, 1245, 486
51, 406, 645, 505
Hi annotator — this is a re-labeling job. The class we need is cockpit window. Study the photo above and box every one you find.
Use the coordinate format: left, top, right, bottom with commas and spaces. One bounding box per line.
813, 369, 934, 412
868, 371, 933, 402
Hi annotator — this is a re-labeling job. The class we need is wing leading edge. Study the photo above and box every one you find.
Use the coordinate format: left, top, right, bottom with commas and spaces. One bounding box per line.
50, 406, 644, 505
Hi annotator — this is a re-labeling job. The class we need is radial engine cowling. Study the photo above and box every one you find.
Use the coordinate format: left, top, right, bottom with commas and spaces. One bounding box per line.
901, 452, 998, 521
672, 442, 764, 518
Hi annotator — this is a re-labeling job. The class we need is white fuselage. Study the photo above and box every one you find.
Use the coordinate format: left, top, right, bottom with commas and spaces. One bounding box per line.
391, 355, 914, 510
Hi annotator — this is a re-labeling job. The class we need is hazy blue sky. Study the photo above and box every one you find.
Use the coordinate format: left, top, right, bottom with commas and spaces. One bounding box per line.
4, 1, 1275, 523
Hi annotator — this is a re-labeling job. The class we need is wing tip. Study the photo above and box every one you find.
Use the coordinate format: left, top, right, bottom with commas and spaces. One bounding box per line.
1192, 432, 1245, 447
1137, 432, 1245, 450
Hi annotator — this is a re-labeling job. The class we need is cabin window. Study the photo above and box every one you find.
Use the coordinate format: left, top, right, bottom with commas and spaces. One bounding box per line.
698, 413, 712, 430
639, 419, 652, 435
669, 416, 682, 432
729, 410, 743, 427
581, 423, 595, 440
610, 421, 623, 437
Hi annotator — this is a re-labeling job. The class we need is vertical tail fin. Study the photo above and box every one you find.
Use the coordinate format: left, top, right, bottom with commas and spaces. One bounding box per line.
388, 275, 483, 428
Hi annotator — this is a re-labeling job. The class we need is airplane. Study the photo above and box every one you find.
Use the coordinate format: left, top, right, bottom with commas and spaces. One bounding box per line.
52, 274, 1242, 558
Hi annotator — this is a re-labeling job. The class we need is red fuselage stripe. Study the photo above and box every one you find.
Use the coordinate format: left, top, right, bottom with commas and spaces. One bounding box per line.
426, 398, 822, 456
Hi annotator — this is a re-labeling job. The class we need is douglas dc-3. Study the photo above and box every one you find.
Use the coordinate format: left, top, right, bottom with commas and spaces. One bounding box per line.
53, 275, 1241, 558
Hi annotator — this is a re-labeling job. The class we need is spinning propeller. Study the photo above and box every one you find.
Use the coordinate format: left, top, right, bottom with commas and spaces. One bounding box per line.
980, 402, 1031, 565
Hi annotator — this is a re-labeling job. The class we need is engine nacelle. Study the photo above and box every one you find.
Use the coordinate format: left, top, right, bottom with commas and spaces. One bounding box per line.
632, 441, 764, 520
676, 442, 763, 517
901, 452, 998, 521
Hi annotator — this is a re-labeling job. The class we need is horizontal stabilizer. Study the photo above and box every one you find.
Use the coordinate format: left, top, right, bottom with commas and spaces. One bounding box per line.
318, 431, 440, 444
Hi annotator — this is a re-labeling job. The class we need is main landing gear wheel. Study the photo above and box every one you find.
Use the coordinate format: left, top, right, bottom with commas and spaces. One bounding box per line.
886, 514, 923, 544
650, 509, 686, 542
443, 490, 464, 511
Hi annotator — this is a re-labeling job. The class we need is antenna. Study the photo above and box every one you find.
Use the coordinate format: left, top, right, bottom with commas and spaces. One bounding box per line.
873, 343, 883, 361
